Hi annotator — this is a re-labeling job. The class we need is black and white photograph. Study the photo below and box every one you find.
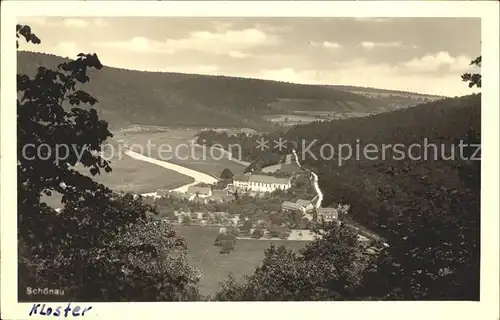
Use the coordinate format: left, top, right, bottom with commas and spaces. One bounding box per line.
1, 1, 499, 320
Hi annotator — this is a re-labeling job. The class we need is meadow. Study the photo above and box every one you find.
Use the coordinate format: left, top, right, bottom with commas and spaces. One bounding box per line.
174, 226, 307, 297
89, 150, 194, 193
42, 134, 195, 208
263, 114, 320, 124
117, 129, 247, 178
43, 127, 247, 209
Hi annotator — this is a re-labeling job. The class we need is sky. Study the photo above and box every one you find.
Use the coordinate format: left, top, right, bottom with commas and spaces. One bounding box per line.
18, 17, 481, 97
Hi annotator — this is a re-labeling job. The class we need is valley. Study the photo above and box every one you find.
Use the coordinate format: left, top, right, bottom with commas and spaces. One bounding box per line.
17, 42, 482, 302
174, 226, 306, 296
17, 51, 441, 131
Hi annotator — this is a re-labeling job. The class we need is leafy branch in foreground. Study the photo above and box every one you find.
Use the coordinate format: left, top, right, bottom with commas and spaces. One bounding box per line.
461, 56, 481, 88
17, 25, 200, 301
16, 24, 41, 48
215, 222, 369, 301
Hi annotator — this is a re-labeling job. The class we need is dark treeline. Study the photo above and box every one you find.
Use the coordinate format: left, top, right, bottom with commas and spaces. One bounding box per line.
198, 93, 481, 300
17, 25, 202, 302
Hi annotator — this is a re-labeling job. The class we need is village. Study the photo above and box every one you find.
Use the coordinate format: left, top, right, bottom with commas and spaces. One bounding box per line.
140, 153, 359, 242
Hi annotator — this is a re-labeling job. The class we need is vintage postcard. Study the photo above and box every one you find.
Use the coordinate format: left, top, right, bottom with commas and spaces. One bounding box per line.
1, 1, 499, 319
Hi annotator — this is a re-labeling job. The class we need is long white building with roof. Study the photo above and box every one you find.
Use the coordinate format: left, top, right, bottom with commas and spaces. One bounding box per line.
233, 173, 292, 193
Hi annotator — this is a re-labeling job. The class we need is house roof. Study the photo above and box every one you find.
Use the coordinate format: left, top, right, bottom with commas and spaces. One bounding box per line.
317, 207, 338, 215
156, 189, 169, 197
261, 163, 281, 172
278, 163, 301, 173
296, 199, 312, 207
211, 192, 235, 202
192, 196, 206, 203
169, 191, 189, 198
239, 128, 257, 134
234, 173, 291, 185
187, 185, 211, 195
212, 190, 228, 197
233, 174, 250, 182
261, 162, 300, 174
249, 174, 290, 185
344, 218, 384, 242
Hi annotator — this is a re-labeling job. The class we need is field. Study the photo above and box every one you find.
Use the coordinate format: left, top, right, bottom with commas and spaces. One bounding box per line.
262, 102, 380, 126
89, 151, 194, 193
42, 128, 248, 208
118, 129, 247, 178
42, 135, 195, 208
174, 226, 307, 297
263, 114, 321, 124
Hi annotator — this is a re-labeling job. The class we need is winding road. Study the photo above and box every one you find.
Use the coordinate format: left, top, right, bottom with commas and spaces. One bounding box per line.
127, 144, 389, 246
127, 136, 250, 197
292, 149, 323, 208
292, 149, 389, 247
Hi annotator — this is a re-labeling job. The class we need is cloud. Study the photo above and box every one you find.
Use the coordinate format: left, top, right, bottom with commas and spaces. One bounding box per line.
94, 28, 278, 55
258, 68, 316, 84
310, 41, 342, 49
360, 41, 403, 49
179, 28, 276, 51
253, 23, 292, 33
63, 19, 88, 28
194, 65, 219, 74
228, 50, 251, 59
18, 17, 48, 26
403, 51, 474, 73
96, 37, 175, 54
32, 40, 98, 59
93, 18, 108, 27
250, 58, 476, 96
323, 41, 342, 49
18, 17, 108, 28
360, 42, 376, 49
212, 21, 233, 32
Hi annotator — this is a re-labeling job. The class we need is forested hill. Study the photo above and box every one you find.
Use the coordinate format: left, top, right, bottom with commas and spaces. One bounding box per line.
286, 93, 481, 239
328, 85, 445, 98
198, 93, 481, 240
18, 51, 390, 130
211, 93, 481, 301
